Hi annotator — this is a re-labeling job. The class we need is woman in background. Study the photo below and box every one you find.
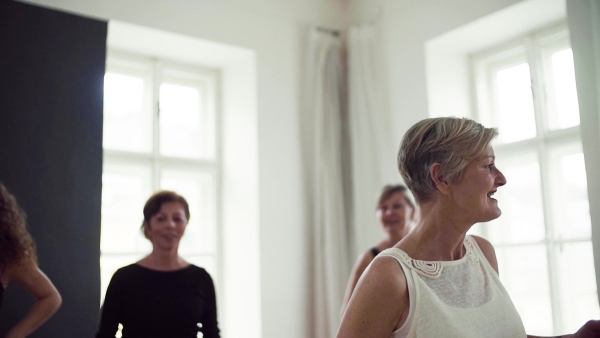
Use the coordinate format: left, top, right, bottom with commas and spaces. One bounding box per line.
340, 184, 415, 315
0, 183, 62, 338
96, 190, 220, 338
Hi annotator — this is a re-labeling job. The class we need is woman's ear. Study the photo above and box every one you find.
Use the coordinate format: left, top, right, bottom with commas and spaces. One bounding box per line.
143, 221, 150, 239
429, 163, 450, 195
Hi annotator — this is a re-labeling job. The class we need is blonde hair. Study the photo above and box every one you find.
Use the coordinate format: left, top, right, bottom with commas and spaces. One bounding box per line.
397, 117, 497, 203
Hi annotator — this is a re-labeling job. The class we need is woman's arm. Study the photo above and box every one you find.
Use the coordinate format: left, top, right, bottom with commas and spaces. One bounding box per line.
96, 271, 124, 338
340, 251, 374, 318
5, 263, 61, 338
201, 272, 221, 338
337, 256, 408, 338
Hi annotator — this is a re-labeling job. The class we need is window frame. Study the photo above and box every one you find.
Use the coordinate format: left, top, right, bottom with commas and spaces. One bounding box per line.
470, 21, 596, 334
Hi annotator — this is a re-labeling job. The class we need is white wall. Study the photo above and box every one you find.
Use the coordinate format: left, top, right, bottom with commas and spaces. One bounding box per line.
18, 1, 346, 337
350, 0, 525, 140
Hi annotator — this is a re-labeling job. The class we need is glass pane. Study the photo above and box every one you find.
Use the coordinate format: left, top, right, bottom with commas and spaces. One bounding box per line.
160, 169, 216, 255
548, 49, 580, 130
159, 82, 213, 159
548, 145, 591, 239
557, 242, 599, 333
101, 163, 153, 254
496, 245, 553, 335
103, 72, 152, 152
494, 63, 537, 143
480, 152, 545, 244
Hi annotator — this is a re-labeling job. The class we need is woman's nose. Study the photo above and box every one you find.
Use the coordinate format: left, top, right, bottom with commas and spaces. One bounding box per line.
496, 169, 507, 186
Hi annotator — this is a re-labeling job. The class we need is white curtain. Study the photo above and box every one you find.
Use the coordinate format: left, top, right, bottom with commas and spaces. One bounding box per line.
347, 24, 397, 258
301, 28, 352, 338
566, 0, 600, 304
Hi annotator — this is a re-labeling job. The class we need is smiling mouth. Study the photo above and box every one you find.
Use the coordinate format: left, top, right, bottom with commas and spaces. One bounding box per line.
487, 191, 496, 198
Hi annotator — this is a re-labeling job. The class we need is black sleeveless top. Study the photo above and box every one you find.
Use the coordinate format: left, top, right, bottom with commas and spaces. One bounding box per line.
370, 247, 380, 257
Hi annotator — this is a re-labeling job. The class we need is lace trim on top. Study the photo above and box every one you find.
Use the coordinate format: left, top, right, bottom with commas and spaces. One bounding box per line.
388, 236, 479, 279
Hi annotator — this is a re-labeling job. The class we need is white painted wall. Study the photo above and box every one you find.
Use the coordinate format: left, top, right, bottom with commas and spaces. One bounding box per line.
17, 0, 347, 337
350, 0, 525, 141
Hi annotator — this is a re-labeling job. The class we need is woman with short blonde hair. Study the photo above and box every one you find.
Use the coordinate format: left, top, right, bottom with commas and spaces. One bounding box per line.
337, 117, 599, 338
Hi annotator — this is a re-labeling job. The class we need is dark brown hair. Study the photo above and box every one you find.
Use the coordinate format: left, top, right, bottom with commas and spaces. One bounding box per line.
376, 184, 414, 210
0, 183, 37, 275
140, 190, 190, 237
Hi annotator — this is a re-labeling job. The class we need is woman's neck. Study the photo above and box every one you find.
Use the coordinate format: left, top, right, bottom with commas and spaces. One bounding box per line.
397, 202, 470, 261
138, 250, 187, 271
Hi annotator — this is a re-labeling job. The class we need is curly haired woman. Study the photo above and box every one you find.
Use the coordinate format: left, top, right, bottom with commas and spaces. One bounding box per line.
0, 183, 61, 338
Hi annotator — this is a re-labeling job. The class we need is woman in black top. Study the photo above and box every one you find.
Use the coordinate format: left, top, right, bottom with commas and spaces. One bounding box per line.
0, 183, 62, 337
340, 184, 415, 315
96, 190, 220, 338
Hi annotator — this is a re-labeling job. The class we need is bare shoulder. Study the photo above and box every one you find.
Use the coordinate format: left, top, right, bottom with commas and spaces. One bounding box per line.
338, 255, 408, 337
470, 235, 494, 251
356, 249, 376, 268
10, 261, 59, 298
470, 235, 499, 273
364, 255, 407, 289
5, 259, 37, 281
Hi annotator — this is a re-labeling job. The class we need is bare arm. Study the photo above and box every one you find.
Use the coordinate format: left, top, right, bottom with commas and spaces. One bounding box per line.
472, 236, 600, 338
337, 256, 408, 338
340, 251, 374, 318
5, 263, 62, 338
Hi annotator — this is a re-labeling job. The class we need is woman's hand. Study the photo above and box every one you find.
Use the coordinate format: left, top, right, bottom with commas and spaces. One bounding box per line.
4, 263, 62, 338
572, 319, 600, 338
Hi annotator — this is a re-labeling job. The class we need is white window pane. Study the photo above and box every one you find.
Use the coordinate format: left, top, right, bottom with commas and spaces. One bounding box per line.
103, 73, 152, 152
480, 152, 545, 243
557, 242, 599, 333
548, 49, 580, 130
496, 245, 553, 336
494, 63, 537, 143
159, 82, 214, 159
160, 169, 216, 255
548, 145, 591, 239
101, 163, 153, 254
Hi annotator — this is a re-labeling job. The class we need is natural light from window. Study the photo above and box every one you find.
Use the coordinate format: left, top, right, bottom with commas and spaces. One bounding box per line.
472, 25, 598, 335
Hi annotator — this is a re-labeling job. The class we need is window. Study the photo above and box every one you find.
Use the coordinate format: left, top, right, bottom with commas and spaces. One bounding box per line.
101, 51, 220, 304
471, 23, 598, 335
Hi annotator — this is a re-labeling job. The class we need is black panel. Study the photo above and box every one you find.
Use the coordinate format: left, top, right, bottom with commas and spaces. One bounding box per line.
0, 1, 107, 336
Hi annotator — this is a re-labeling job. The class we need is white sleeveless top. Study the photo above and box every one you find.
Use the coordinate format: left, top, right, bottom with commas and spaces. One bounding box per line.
378, 236, 526, 338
